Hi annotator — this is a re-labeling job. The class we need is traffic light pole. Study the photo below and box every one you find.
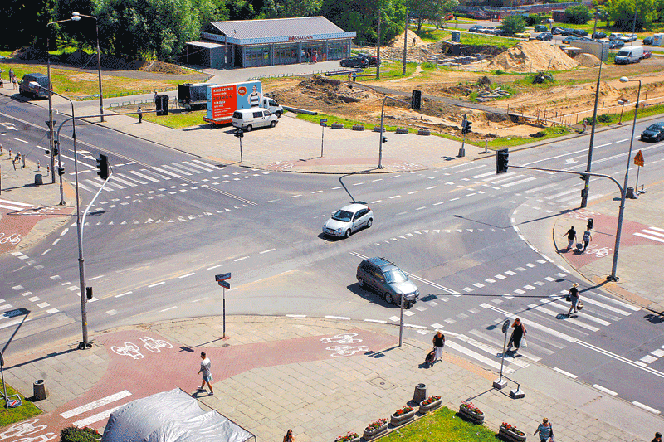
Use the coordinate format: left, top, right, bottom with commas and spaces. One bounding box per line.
378, 95, 410, 169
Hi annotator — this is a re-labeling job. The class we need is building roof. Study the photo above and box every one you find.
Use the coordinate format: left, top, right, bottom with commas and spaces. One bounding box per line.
186, 41, 223, 49
208, 16, 345, 40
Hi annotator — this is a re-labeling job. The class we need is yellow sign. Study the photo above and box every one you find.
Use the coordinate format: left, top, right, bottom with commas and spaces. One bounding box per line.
634, 150, 644, 167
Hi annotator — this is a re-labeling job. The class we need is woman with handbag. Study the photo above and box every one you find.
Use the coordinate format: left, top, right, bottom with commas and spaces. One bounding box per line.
568, 283, 580, 316
507, 318, 526, 352
534, 417, 554, 442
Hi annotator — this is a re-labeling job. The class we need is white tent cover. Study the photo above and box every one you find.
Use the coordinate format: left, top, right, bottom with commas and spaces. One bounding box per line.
101, 388, 254, 442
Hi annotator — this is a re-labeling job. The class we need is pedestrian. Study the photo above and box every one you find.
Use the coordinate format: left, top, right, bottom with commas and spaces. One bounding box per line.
652, 432, 662, 442
563, 226, 577, 251
432, 330, 445, 362
283, 429, 294, 442
534, 418, 554, 442
507, 318, 526, 352
11, 74, 18, 90
568, 283, 580, 316
582, 228, 592, 252
21, 153, 26, 168
197, 351, 213, 395
582, 119, 587, 133
137, 106, 143, 124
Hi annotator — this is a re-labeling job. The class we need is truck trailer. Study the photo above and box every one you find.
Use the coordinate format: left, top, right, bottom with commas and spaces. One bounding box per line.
178, 83, 213, 110
204, 80, 283, 125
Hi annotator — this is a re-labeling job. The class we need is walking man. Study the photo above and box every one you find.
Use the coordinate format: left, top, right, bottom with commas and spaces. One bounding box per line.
563, 226, 577, 251
582, 227, 592, 252
137, 106, 143, 124
652, 432, 662, 442
568, 283, 580, 316
432, 330, 445, 363
534, 418, 554, 442
197, 351, 213, 395
507, 318, 526, 352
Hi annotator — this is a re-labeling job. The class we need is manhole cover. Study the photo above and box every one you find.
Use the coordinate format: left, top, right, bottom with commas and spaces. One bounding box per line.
368, 376, 394, 390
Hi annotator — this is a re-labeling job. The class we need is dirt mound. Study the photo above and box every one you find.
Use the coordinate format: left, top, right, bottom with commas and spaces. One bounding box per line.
390, 31, 425, 48
140, 60, 190, 75
575, 53, 600, 67
488, 41, 578, 73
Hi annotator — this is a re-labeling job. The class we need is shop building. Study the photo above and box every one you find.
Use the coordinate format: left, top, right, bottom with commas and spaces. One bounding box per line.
185, 16, 355, 69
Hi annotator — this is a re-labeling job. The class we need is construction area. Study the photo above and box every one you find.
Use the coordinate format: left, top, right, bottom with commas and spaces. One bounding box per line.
266, 36, 664, 142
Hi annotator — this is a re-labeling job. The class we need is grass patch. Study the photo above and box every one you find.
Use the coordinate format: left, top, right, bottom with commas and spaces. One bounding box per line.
0, 381, 42, 427
297, 112, 416, 133
328, 61, 418, 81
487, 125, 572, 148
593, 102, 664, 125
0, 62, 183, 100
412, 28, 518, 49
137, 108, 208, 129
380, 406, 499, 442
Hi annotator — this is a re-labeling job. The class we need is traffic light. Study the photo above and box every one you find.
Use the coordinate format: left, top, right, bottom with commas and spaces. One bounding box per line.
57, 167, 65, 176
86, 287, 93, 300
412, 89, 422, 110
96, 154, 110, 180
45, 120, 57, 129
382, 136, 388, 143
234, 128, 244, 138
496, 148, 509, 174
461, 119, 472, 134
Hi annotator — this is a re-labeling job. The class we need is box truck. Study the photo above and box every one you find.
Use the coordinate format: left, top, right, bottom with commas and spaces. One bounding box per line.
178, 83, 213, 110
614, 46, 644, 64
203, 80, 283, 125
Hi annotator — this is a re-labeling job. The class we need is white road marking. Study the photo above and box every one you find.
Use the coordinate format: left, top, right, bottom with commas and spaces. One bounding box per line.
115, 291, 132, 298
632, 401, 661, 415
593, 384, 618, 396
148, 281, 165, 288
72, 405, 125, 427
178, 273, 194, 279
259, 249, 275, 254
553, 367, 577, 378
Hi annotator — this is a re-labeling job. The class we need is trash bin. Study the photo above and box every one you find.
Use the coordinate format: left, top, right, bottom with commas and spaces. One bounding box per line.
34, 173, 43, 185
626, 187, 637, 199
156, 95, 169, 116
413, 383, 427, 404
33, 379, 47, 401
452, 31, 461, 42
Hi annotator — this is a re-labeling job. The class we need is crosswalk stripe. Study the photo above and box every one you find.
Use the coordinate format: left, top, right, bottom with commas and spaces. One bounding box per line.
110, 175, 138, 188
581, 296, 630, 315
0, 199, 32, 207
103, 180, 124, 190
648, 226, 664, 233
170, 163, 199, 174
445, 341, 514, 373
452, 333, 530, 367
592, 292, 640, 311
468, 328, 547, 358
128, 170, 159, 183
140, 168, 170, 181
528, 303, 599, 332
545, 187, 580, 200
154, 166, 181, 178
634, 232, 664, 243
183, 161, 213, 172
0, 204, 31, 211
541, 299, 611, 326
61, 390, 132, 418
72, 404, 124, 428
483, 171, 516, 183
643, 229, 664, 238
116, 173, 145, 185
162, 164, 192, 176
192, 159, 217, 169
501, 176, 537, 188
84, 179, 112, 191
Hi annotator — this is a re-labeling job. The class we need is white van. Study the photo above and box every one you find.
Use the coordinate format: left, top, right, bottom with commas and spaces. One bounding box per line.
231, 108, 278, 131
653, 33, 664, 46
260, 96, 283, 117
615, 46, 644, 64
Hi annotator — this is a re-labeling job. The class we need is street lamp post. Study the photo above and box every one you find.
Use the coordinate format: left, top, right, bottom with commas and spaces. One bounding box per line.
37, 85, 66, 205
609, 76, 642, 282
378, 95, 410, 169
71, 12, 104, 122
46, 22, 57, 185
580, 42, 604, 208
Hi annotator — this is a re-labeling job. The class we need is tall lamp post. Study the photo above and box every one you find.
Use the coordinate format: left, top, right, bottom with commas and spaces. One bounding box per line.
609, 76, 641, 282
71, 12, 104, 122
378, 95, 410, 169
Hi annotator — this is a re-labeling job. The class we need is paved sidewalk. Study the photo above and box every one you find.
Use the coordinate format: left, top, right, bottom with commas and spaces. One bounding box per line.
3, 316, 661, 442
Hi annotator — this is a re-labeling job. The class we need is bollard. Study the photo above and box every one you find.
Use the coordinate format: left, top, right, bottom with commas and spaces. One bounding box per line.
413, 383, 427, 404
37, 160, 40, 170
35, 173, 43, 185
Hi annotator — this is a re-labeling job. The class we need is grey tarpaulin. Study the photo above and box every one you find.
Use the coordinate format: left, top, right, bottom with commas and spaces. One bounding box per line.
101, 388, 255, 442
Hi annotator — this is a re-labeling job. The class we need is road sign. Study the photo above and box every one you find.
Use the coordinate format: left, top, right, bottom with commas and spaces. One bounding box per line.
218, 280, 230, 289
215, 273, 231, 281
501, 319, 511, 333
634, 150, 644, 167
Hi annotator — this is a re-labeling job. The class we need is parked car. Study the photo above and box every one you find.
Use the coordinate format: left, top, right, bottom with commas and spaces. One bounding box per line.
322, 202, 373, 238
536, 32, 553, 41
561, 27, 576, 36
615, 46, 644, 64
572, 29, 589, 36
643, 49, 653, 58
551, 26, 564, 35
469, 25, 484, 33
534, 24, 548, 32
609, 33, 624, 41
643, 35, 654, 45
356, 257, 419, 307
562, 35, 582, 44
231, 108, 278, 132
340, 56, 368, 68
621, 33, 638, 42
592, 31, 607, 39
19, 73, 49, 99
515, 32, 531, 39
641, 122, 664, 142
608, 40, 625, 49
359, 54, 380, 66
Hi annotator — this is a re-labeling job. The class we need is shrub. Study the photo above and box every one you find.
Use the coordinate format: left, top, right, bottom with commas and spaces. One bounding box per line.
526, 13, 542, 25
501, 15, 526, 35
60, 426, 101, 442
564, 5, 592, 24
597, 114, 612, 123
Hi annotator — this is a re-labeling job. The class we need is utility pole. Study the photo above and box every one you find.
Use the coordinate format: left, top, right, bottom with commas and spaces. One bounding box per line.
581, 28, 603, 208
402, 9, 408, 75
376, 11, 381, 80
46, 31, 56, 184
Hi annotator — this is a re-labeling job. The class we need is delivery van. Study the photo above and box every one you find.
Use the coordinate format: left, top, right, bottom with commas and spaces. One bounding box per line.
231, 108, 278, 131
615, 46, 644, 64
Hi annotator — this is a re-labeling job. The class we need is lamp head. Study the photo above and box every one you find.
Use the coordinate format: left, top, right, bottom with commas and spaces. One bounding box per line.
619, 76, 629, 83
71, 11, 81, 21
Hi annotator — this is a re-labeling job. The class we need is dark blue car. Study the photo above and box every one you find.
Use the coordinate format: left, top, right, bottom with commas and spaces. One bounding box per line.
641, 123, 664, 142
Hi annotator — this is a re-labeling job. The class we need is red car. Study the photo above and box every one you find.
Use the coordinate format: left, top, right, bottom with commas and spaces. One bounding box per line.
643, 50, 653, 59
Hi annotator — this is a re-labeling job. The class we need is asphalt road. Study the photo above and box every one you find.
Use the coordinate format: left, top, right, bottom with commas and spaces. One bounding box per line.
1, 94, 664, 413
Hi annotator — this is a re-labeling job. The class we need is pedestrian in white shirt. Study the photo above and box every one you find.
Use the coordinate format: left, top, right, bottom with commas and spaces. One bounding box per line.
197, 351, 213, 395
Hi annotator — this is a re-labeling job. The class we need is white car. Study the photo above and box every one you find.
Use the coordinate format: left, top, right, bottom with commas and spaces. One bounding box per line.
231, 108, 277, 132
322, 202, 373, 238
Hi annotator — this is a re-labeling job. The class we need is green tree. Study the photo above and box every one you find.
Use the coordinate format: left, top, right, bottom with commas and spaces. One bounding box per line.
607, 0, 657, 30
500, 15, 525, 35
525, 13, 541, 25
261, 0, 321, 17
0, 0, 55, 50
564, 5, 592, 24
321, 0, 405, 44
406, 0, 458, 33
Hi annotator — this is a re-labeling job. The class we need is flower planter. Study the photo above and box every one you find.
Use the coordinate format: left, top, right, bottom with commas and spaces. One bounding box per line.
419, 398, 442, 414
335, 437, 360, 442
390, 409, 416, 426
417, 129, 431, 136
331, 123, 344, 129
363, 424, 388, 441
499, 426, 526, 442
395, 128, 409, 134
352, 124, 365, 131
372, 126, 385, 133
458, 405, 484, 424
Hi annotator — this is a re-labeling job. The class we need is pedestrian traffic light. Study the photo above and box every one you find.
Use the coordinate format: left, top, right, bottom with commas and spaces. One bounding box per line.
461, 119, 472, 134
496, 148, 509, 174
234, 128, 244, 138
382, 136, 388, 143
86, 287, 93, 300
96, 154, 110, 180
45, 120, 57, 129
57, 167, 65, 176
411, 89, 422, 110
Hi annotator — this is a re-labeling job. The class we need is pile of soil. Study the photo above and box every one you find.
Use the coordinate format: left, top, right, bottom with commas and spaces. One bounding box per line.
140, 60, 190, 75
574, 53, 601, 67
488, 41, 578, 73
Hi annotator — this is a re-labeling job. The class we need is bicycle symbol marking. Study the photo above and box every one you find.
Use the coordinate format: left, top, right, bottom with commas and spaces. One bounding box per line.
567, 210, 596, 221
325, 345, 369, 357
320, 333, 363, 344
111, 342, 144, 359
140, 337, 173, 353
0, 232, 22, 245
585, 243, 611, 257
0, 419, 57, 441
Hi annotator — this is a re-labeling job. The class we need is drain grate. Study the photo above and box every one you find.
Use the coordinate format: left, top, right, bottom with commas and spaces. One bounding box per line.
368, 376, 394, 390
